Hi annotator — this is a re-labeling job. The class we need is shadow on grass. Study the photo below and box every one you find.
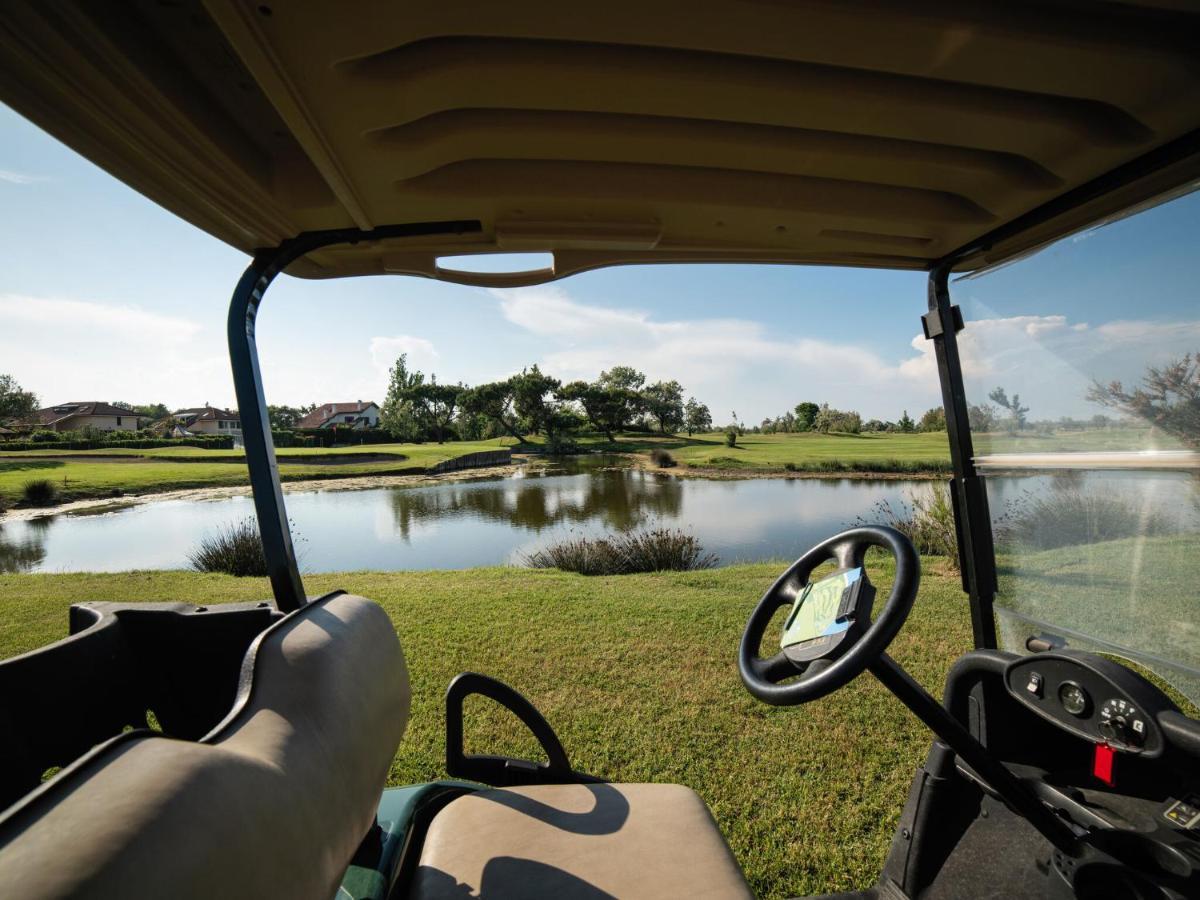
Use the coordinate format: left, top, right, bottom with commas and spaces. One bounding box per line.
0, 460, 64, 474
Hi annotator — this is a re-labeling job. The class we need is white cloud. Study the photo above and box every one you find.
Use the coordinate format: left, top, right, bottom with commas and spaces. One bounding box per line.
493, 286, 939, 420
0, 169, 47, 185
0, 293, 200, 342
0, 293, 226, 409
369, 335, 439, 375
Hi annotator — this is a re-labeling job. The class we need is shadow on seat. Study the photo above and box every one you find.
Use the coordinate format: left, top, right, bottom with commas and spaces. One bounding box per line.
417, 857, 619, 899
473, 781, 630, 835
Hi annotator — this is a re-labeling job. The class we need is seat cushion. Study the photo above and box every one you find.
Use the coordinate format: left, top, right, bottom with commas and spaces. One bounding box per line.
410, 782, 752, 899
0, 592, 410, 899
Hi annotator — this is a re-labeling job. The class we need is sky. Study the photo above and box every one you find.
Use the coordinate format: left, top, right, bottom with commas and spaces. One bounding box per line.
2, 101, 1198, 425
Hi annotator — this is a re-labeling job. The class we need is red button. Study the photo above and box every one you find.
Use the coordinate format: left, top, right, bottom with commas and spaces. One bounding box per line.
1093, 743, 1115, 786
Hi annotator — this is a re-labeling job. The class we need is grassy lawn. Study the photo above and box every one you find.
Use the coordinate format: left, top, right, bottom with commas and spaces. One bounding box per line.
0, 439, 517, 505
0, 560, 972, 897
563, 430, 952, 472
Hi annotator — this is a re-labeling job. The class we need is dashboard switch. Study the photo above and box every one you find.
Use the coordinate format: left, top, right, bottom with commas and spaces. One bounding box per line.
1025, 672, 1044, 698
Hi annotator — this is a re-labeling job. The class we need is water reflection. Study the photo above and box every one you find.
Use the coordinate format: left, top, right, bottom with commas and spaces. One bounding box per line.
0, 517, 48, 573
389, 469, 683, 539
0, 468, 951, 573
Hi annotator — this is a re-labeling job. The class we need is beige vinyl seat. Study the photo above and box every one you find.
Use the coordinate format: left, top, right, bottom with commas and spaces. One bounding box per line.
0, 592, 410, 900
410, 782, 753, 899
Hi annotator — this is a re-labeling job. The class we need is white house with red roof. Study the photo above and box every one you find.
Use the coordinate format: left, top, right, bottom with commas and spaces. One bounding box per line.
36, 402, 143, 432
297, 402, 380, 430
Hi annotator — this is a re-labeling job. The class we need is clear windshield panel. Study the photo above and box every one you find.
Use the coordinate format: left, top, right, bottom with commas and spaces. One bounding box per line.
949, 184, 1200, 709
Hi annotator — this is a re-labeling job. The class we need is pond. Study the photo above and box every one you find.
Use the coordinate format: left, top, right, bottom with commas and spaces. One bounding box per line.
2, 457, 958, 574
6, 460, 1194, 576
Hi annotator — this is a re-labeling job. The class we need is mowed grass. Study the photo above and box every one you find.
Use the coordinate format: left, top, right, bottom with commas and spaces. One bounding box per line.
0, 561, 971, 897
560, 430, 952, 471
0, 439, 517, 504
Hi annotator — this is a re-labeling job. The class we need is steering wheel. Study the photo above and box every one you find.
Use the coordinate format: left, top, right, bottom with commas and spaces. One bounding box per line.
739, 526, 919, 706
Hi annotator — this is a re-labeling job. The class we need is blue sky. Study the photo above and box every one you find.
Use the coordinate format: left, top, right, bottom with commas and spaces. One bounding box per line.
2, 101, 1197, 424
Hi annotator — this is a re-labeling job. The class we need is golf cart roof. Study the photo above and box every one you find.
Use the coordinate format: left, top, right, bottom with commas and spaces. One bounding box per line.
2, 1, 1199, 282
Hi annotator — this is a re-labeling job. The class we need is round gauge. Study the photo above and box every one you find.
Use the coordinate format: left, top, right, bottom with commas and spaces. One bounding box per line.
1058, 681, 1090, 716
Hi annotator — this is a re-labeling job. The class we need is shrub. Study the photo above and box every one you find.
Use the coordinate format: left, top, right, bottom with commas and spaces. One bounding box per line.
30, 431, 61, 443
649, 448, 676, 468
725, 430, 737, 447
995, 486, 1173, 550
783, 462, 798, 472
545, 433, 582, 456
188, 518, 267, 576
21, 479, 60, 507
524, 527, 717, 575
854, 484, 958, 567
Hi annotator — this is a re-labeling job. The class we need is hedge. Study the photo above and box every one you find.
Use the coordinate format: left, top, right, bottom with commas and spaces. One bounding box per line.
0, 436, 234, 452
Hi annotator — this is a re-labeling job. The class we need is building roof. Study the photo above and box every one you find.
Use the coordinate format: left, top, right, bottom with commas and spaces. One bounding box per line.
297, 402, 378, 430
37, 402, 141, 426
174, 406, 240, 423
1, 2, 1198, 279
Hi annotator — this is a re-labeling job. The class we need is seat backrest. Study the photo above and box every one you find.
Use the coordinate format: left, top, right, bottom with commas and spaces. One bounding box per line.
0, 592, 410, 899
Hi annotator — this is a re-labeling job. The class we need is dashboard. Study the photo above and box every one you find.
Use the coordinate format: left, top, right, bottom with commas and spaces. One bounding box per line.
1004, 652, 1171, 756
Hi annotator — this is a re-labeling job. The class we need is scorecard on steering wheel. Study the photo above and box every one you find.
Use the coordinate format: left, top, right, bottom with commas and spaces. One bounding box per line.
779, 567, 876, 665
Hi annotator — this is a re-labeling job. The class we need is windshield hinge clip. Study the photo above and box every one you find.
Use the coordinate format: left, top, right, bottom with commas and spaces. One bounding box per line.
921, 305, 964, 340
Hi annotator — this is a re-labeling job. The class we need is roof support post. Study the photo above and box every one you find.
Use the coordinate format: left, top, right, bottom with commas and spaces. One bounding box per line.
226, 220, 481, 612
925, 264, 998, 648
228, 248, 308, 611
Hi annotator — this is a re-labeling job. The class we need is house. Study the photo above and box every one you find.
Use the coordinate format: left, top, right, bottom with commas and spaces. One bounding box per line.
296, 401, 380, 430
174, 405, 241, 435
36, 402, 143, 432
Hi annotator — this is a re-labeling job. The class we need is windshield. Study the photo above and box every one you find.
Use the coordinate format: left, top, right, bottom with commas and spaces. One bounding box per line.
949, 185, 1200, 709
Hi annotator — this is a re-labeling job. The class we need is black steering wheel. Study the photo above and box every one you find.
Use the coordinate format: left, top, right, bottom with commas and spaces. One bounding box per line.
739, 526, 920, 706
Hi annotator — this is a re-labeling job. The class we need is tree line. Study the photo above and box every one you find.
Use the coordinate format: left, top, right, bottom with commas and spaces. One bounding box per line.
379, 357, 714, 446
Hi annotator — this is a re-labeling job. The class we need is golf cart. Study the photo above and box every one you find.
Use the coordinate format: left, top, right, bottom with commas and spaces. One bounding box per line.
1, 1, 1199, 897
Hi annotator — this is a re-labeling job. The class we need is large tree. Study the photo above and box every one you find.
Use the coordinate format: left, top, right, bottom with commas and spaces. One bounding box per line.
684, 397, 712, 436
642, 380, 685, 433
412, 379, 464, 444
793, 401, 819, 432
380, 353, 426, 441
461, 380, 526, 443
510, 365, 563, 439
1087, 352, 1200, 446
0, 374, 37, 425
560, 381, 624, 442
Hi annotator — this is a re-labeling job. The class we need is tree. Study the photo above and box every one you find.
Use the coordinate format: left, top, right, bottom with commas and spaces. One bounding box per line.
1087, 352, 1200, 446
642, 380, 685, 433
813, 403, 862, 434
135, 402, 171, 422
461, 380, 526, 443
598, 365, 645, 394
967, 403, 1000, 432
684, 398, 712, 435
560, 381, 626, 442
988, 386, 1029, 430
510, 365, 562, 439
918, 407, 946, 432
0, 374, 37, 425
794, 402, 819, 432
897, 410, 916, 433
412, 379, 464, 444
380, 353, 426, 441
267, 404, 307, 430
